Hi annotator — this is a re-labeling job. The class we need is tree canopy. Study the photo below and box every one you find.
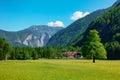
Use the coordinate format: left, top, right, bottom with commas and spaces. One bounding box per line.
82, 30, 107, 59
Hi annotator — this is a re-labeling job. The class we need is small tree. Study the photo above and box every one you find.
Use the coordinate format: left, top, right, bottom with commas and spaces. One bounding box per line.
82, 30, 107, 62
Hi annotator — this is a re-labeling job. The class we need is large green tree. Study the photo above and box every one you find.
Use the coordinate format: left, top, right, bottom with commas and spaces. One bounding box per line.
82, 30, 107, 60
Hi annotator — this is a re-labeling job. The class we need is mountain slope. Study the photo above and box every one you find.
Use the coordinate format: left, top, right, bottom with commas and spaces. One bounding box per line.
47, 7, 109, 47
47, 0, 120, 47
0, 25, 63, 47
74, 4, 120, 46
112, 0, 120, 7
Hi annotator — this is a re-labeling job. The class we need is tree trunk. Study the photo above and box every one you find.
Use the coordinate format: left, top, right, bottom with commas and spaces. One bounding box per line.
93, 54, 95, 63
5, 54, 7, 60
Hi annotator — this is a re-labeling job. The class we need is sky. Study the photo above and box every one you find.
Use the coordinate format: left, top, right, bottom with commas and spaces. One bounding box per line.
0, 0, 116, 31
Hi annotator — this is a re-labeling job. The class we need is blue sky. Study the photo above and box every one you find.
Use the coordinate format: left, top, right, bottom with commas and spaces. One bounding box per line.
0, 0, 116, 31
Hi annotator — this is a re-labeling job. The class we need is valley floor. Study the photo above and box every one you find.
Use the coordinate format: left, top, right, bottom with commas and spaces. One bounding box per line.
0, 60, 120, 80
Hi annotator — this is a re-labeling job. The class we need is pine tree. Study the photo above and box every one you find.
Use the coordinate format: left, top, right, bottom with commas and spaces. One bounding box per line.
32, 50, 38, 60
0, 38, 10, 60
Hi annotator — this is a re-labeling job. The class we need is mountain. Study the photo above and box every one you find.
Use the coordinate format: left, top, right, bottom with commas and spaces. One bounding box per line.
112, 0, 120, 6
0, 25, 63, 47
74, 4, 120, 46
47, 5, 109, 47
47, 0, 119, 47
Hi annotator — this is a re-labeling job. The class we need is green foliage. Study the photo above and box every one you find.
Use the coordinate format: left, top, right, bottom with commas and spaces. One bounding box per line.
105, 41, 120, 60
32, 49, 39, 60
113, 33, 120, 42
82, 30, 107, 59
9, 47, 32, 60
8, 46, 64, 60
61, 46, 81, 53
37, 47, 62, 59
7, 45, 82, 60
23, 48, 31, 60
75, 4, 120, 47
0, 38, 10, 60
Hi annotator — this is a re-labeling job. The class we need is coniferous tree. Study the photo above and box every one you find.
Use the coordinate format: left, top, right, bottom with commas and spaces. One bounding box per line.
32, 49, 38, 60
0, 38, 10, 60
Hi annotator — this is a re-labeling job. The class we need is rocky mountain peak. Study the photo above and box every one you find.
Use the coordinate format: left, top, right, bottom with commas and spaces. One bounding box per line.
0, 25, 63, 47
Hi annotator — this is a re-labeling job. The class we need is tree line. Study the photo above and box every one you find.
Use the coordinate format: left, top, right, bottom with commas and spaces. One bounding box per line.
0, 30, 120, 60
0, 38, 81, 60
0, 45, 63, 60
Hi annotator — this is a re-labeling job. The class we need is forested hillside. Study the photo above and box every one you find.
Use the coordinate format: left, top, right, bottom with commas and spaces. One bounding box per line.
47, 9, 108, 47
48, 0, 120, 47
75, 4, 120, 59
75, 4, 120, 46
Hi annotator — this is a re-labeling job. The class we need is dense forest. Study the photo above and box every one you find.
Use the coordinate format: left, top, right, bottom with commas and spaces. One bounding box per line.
0, 37, 82, 60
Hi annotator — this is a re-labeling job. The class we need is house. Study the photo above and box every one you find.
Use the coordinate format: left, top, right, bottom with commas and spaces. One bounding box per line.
62, 52, 81, 59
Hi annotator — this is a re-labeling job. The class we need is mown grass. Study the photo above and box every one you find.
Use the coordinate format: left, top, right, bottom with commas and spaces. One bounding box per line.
0, 60, 120, 80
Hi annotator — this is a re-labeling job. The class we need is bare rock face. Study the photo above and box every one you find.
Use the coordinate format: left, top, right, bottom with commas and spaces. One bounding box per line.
0, 25, 63, 47
22, 33, 50, 47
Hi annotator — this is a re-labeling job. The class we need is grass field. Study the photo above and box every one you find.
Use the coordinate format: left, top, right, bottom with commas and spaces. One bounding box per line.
0, 60, 120, 80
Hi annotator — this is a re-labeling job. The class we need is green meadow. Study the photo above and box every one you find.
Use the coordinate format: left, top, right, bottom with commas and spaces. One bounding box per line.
0, 60, 120, 80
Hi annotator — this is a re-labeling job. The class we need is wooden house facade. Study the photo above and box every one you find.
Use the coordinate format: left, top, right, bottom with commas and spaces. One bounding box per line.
62, 52, 81, 59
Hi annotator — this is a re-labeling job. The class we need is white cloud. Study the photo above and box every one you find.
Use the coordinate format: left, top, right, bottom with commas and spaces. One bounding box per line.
71, 11, 90, 21
47, 21, 64, 27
